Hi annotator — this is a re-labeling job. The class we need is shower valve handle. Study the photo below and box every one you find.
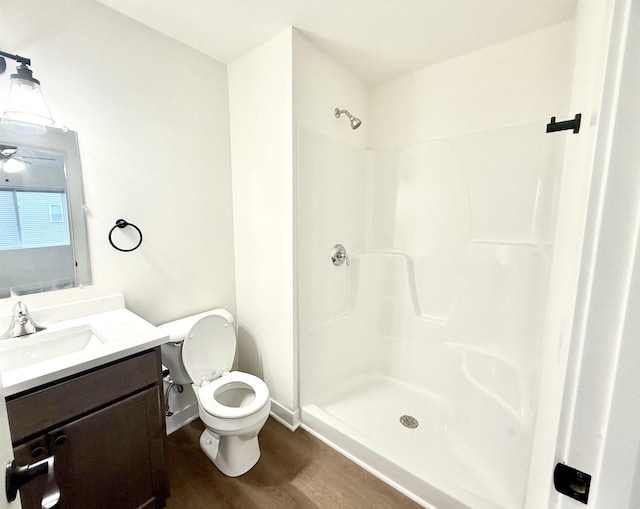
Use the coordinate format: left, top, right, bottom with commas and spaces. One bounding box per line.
331, 244, 350, 267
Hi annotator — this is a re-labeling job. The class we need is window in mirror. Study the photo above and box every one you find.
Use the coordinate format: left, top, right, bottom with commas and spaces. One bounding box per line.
1, 190, 70, 249
49, 202, 65, 223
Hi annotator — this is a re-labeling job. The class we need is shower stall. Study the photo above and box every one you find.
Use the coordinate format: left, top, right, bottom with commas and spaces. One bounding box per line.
295, 7, 613, 508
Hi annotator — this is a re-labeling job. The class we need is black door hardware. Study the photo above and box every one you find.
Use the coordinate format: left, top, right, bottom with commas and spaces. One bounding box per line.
547, 113, 582, 134
5, 455, 60, 508
554, 462, 591, 504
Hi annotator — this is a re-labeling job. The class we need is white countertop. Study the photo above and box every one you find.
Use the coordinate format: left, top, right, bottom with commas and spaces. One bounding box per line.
0, 305, 169, 397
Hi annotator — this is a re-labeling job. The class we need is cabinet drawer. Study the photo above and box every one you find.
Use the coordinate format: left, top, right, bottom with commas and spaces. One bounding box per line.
7, 349, 161, 444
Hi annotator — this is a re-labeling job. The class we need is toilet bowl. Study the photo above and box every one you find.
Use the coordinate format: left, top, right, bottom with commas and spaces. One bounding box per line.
159, 310, 270, 477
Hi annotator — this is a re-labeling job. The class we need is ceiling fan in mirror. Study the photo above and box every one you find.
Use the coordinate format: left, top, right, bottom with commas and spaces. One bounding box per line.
0, 143, 55, 173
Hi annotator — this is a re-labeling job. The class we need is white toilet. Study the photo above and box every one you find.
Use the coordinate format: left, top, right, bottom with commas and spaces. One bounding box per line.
159, 309, 270, 477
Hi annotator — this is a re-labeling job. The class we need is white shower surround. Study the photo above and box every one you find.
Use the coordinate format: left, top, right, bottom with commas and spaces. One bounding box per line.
288, 4, 615, 506
298, 119, 564, 507
293, 14, 592, 508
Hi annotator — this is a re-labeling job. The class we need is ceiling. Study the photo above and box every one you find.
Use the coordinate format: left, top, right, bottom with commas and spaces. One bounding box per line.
98, 0, 577, 85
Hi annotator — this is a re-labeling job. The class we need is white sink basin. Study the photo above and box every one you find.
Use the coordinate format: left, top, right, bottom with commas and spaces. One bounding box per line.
0, 325, 106, 372
0, 298, 169, 397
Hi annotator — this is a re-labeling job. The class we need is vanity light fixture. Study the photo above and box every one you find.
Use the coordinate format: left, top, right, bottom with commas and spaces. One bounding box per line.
0, 49, 54, 127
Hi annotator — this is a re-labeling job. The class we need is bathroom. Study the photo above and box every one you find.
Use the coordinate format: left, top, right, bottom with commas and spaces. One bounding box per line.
1, 0, 640, 507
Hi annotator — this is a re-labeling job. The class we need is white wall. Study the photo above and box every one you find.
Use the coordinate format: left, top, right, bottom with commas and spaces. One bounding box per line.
0, 0, 235, 325
369, 21, 575, 148
227, 29, 296, 417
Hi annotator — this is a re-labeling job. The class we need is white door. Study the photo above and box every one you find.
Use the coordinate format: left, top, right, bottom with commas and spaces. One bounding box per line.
0, 378, 20, 508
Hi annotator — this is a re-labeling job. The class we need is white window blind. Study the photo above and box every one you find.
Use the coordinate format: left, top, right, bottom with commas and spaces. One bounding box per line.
0, 190, 70, 250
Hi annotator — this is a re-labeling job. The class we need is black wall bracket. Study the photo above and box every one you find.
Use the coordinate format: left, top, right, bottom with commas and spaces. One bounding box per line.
554, 463, 591, 504
547, 113, 582, 134
0, 50, 31, 77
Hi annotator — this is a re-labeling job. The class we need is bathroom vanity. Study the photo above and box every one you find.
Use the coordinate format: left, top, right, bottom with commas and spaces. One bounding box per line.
7, 348, 168, 508
0, 296, 170, 509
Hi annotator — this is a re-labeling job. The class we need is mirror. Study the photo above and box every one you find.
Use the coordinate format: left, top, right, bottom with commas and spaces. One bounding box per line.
0, 125, 91, 297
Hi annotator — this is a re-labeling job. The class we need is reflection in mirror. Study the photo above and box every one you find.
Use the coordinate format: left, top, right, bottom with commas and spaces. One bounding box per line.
0, 126, 91, 297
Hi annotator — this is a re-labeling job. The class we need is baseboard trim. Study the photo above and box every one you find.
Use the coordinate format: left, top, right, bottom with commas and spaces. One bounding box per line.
165, 401, 199, 435
269, 399, 300, 431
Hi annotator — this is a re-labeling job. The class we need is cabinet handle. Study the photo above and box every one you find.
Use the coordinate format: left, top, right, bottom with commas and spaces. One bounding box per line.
53, 434, 67, 446
5, 455, 60, 508
31, 446, 45, 458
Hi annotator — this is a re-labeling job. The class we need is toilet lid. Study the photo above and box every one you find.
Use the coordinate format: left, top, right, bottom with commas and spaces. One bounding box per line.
182, 314, 236, 385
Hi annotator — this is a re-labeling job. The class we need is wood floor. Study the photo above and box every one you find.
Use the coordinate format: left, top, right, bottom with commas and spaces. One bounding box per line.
164, 417, 423, 509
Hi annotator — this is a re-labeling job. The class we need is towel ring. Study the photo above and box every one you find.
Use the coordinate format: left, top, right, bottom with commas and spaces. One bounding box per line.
108, 219, 143, 252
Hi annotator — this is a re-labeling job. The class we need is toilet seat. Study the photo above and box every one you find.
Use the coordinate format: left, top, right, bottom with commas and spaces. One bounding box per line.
197, 371, 269, 419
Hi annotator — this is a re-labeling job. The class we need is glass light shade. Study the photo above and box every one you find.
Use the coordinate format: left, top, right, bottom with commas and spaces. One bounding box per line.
4, 76, 54, 126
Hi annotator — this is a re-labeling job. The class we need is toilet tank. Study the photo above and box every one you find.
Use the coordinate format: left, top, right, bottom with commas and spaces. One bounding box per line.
159, 309, 234, 386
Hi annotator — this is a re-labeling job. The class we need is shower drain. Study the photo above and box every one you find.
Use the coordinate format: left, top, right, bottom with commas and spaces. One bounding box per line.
399, 415, 419, 429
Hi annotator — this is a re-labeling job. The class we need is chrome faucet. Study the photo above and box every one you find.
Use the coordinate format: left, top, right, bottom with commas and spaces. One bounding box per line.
1, 301, 46, 339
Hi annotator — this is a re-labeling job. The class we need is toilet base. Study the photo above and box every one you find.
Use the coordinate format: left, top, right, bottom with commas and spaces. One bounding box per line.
199, 429, 261, 477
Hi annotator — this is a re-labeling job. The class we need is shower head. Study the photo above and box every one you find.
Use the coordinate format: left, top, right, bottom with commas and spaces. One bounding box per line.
334, 108, 362, 130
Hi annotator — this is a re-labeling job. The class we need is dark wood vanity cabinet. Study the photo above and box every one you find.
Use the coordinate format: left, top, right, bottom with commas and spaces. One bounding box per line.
7, 348, 169, 509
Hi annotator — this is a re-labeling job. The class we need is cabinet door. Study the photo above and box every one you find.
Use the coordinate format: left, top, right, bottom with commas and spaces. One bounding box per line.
49, 387, 164, 509
0, 378, 22, 509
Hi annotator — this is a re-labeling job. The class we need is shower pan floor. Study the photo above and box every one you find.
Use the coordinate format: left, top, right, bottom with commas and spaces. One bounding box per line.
302, 374, 514, 509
